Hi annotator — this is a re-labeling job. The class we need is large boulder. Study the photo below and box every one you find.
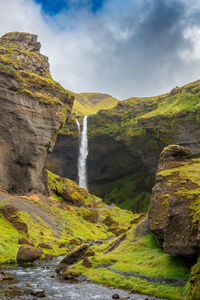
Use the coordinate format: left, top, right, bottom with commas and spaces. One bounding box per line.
0, 32, 74, 195
148, 145, 200, 257
17, 246, 43, 264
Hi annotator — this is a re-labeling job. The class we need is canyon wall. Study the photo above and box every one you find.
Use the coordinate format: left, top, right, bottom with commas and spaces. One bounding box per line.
0, 32, 74, 194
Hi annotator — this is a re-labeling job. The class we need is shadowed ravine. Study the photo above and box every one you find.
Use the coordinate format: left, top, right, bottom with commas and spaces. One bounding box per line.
0, 256, 165, 300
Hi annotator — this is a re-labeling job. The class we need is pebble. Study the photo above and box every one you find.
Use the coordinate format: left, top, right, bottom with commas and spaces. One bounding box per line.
112, 294, 120, 299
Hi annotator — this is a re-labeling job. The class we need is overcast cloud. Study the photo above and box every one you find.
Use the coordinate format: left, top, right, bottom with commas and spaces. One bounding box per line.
0, 0, 200, 99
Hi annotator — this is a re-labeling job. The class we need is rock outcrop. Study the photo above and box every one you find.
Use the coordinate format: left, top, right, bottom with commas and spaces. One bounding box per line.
0, 32, 74, 194
149, 145, 200, 257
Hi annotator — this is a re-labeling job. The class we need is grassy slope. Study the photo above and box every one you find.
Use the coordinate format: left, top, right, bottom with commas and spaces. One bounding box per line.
73, 92, 118, 116
0, 172, 134, 264
71, 222, 191, 300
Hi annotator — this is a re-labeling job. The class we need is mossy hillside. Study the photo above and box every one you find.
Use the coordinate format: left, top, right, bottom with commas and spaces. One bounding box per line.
70, 223, 191, 300
0, 213, 21, 264
73, 92, 118, 116
0, 171, 135, 264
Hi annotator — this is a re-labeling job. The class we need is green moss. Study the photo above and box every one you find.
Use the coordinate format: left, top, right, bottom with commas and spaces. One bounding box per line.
73, 230, 190, 299
73, 93, 118, 116
0, 214, 21, 263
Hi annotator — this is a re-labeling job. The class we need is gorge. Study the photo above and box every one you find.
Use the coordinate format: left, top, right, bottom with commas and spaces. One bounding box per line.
0, 31, 200, 300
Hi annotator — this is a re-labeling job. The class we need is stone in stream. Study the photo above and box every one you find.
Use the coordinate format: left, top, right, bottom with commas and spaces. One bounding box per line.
17, 246, 43, 264
112, 294, 120, 299
31, 288, 45, 297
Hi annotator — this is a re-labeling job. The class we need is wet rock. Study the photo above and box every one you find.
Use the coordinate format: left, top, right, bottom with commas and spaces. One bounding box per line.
62, 268, 79, 280
44, 254, 53, 260
82, 257, 92, 268
60, 244, 89, 265
2, 276, 14, 281
56, 263, 67, 275
17, 246, 43, 264
18, 238, 34, 247
31, 288, 45, 297
112, 294, 120, 299
38, 242, 52, 249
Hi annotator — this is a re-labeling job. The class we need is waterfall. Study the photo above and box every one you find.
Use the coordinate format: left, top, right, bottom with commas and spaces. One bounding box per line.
76, 118, 80, 133
77, 116, 88, 189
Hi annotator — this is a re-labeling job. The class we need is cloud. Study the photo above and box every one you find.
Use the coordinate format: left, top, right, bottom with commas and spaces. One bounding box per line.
0, 0, 200, 99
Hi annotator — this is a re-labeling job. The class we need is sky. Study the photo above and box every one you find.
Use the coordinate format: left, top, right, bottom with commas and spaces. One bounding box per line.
0, 0, 200, 99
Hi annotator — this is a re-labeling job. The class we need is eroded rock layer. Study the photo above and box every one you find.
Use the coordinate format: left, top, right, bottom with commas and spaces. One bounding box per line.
0, 32, 74, 194
149, 145, 200, 257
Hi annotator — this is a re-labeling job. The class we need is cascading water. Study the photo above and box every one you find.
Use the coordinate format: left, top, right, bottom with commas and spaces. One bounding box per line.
76, 118, 80, 133
77, 116, 88, 189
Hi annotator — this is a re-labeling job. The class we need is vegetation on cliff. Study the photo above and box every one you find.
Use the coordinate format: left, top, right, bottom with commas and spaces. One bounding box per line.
72, 92, 118, 116
48, 78, 200, 211
0, 32, 74, 122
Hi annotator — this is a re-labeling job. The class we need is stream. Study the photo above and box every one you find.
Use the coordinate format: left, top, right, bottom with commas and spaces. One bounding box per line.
0, 256, 165, 300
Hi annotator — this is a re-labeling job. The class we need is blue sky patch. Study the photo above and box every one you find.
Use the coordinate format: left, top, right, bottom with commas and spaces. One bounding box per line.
34, 0, 105, 15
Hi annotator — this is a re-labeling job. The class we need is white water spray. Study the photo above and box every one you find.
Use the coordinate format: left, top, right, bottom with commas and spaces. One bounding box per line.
76, 118, 80, 133
77, 116, 88, 189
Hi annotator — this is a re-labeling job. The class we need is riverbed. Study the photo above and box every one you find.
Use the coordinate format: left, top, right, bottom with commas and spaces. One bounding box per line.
0, 256, 165, 299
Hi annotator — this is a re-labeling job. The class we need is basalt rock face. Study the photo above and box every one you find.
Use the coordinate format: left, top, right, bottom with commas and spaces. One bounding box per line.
0, 32, 74, 194
47, 82, 200, 211
149, 145, 200, 257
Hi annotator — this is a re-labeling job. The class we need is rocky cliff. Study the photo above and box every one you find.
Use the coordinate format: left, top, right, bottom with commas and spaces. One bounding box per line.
148, 144, 200, 257
0, 32, 74, 195
47, 81, 200, 211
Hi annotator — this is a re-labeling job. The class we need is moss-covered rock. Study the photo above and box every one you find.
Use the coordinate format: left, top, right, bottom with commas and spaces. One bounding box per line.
149, 145, 200, 257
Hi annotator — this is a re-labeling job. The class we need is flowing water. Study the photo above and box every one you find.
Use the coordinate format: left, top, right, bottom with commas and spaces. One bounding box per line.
0, 256, 165, 300
75, 118, 80, 134
77, 116, 88, 189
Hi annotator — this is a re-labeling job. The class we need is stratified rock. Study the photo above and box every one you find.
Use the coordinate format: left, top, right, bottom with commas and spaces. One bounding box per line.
0, 32, 74, 195
149, 145, 200, 257
60, 244, 89, 265
17, 246, 43, 263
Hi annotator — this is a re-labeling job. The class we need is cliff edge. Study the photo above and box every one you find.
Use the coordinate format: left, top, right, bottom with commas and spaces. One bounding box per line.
0, 32, 74, 194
